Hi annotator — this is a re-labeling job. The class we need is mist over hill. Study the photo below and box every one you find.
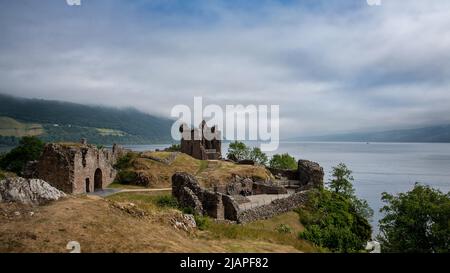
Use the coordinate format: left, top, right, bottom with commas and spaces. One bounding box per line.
291, 125, 450, 143
0, 94, 174, 145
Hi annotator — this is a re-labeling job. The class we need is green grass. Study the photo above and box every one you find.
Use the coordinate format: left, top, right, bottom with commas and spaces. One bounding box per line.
106, 191, 172, 214
196, 160, 209, 174
155, 195, 179, 208
104, 191, 322, 252
0, 116, 44, 137
197, 212, 321, 252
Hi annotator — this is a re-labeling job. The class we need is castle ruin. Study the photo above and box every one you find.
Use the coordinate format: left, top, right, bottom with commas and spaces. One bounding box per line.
179, 120, 222, 160
27, 140, 126, 194
172, 159, 324, 223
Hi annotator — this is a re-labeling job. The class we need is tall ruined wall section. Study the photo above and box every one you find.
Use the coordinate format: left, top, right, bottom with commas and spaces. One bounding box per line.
35, 144, 76, 193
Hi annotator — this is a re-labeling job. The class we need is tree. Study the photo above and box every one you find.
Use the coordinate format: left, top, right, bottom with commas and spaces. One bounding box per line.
328, 163, 373, 220
226, 141, 250, 162
0, 136, 45, 174
378, 183, 450, 253
249, 147, 268, 166
227, 142, 269, 166
269, 153, 297, 170
328, 163, 355, 198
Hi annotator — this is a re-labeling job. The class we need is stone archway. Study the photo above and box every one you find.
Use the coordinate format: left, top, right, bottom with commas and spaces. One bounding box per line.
94, 168, 103, 191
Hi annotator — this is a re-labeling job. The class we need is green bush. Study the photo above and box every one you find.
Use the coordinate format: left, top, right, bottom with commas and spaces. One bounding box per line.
115, 170, 138, 184
226, 141, 268, 165
194, 214, 211, 231
276, 224, 293, 234
114, 152, 137, 170
249, 147, 269, 166
0, 136, 45, 174
297, 189, 372, 252
181, 207, 196, 215
378, 183, 450, 253
156, 195, 179, 209
269, 153, 297, 170
165, 144, 181, 152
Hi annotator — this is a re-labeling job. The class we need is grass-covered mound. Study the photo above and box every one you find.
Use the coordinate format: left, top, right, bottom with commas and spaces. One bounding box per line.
113, 151, 273, 189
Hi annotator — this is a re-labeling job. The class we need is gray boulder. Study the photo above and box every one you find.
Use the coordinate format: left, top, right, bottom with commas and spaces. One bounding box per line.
0, 177, 66, 205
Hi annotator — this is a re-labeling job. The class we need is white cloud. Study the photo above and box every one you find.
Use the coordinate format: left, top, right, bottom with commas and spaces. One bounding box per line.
1, 0, 450, 137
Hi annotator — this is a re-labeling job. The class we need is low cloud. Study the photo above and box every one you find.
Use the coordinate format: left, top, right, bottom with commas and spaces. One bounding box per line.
1, 0, 449, 137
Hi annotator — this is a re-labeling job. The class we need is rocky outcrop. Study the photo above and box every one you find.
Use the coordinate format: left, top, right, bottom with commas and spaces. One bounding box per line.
0, 177, 66, 205
298, 160, 324, 189
170, 213, 197, 232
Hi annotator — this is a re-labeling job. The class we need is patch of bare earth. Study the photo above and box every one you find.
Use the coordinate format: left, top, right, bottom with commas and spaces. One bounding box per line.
0, 195, 299, 253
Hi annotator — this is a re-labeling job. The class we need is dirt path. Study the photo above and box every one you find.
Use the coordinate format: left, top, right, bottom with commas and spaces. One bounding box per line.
90, 188, 172, 197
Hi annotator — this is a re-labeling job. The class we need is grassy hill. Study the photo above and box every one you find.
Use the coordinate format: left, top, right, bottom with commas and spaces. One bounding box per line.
112, 151, 274, 189
0, 192, 317, 253
0, 94, 174, 145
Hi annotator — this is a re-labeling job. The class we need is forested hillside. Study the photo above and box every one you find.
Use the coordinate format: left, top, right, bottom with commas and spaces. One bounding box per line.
0, 94, 174, 145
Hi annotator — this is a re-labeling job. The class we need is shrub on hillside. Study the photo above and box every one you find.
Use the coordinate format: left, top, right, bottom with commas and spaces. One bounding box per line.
297, 164, 373, 252
297, 189, 372, 252
269, 153, 297, 170
156, 195, 179, 209
0, 136, 45, 174
114, 152, 138, 170
115, 170, 138, 184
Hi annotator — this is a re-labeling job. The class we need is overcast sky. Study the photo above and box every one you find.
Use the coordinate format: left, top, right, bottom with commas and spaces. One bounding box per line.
1, 0, 450, 138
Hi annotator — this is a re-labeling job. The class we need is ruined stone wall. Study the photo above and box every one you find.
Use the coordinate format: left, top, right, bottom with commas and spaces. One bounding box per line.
172, 158, 324, 223
35, 144, 75, 193
236, 192, 308, 224
35, 142, 125, 194
172, 173, 237, 220
179, 122, 222, 160
72, 147, 118, 194
268, 168, 299, 181
252, 182, 288, 195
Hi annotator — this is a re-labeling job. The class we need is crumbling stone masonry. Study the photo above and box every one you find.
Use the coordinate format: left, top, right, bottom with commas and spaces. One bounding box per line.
28, 140, 126, 194
179, 120, 222, 160
172, 158, 324, 223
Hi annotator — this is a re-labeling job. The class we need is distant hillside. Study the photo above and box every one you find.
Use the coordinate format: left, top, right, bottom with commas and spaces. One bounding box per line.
291, 125, 450, 143
0, 94, 174, 145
